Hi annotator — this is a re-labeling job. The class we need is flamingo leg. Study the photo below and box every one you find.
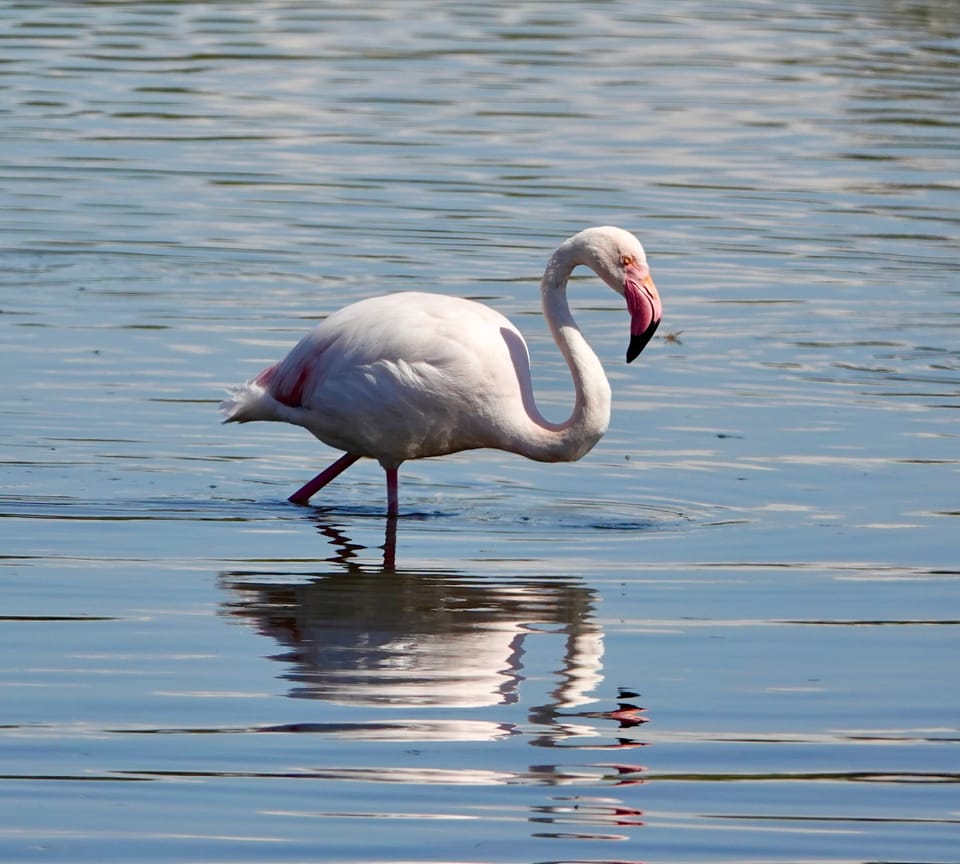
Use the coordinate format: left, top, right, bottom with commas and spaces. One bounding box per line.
288, 452, 361, 505
386, 467, 399, 517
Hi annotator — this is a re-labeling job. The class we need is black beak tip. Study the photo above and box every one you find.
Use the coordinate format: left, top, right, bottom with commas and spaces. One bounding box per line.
626, 319, 660, 364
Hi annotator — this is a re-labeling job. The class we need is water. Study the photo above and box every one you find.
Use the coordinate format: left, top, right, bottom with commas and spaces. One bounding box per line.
1, 2, 958, 861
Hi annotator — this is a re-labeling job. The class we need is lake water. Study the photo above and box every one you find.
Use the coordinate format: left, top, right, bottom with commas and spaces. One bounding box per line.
1, 1, 958, 862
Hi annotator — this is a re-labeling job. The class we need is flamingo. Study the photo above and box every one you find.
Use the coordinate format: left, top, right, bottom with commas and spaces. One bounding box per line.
221, 226, 662, 516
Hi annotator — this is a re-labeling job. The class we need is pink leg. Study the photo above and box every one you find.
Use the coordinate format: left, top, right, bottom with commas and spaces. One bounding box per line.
288, 452, 361, 505
386, 467, 399, 517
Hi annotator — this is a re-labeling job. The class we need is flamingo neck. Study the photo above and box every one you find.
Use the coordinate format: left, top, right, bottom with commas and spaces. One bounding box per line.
511, 245, 612, 463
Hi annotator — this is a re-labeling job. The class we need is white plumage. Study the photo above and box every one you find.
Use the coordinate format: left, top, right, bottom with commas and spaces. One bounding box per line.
221, 226, 662, 515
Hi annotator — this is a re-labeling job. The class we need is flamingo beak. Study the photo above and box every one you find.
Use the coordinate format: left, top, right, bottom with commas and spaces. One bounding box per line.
625, 268, 662, 363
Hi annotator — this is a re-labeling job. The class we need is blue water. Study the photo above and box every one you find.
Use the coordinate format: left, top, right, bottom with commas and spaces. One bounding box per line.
1, 2, 958, 862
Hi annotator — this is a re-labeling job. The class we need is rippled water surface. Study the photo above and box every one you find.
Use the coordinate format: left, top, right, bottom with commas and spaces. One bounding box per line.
1, 2, 958, 862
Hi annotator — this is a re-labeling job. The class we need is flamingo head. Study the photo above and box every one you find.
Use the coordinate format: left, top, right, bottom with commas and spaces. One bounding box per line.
570, 226, 663, 363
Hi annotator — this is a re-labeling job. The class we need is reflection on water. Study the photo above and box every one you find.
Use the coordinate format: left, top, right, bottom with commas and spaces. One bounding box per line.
221, 517, 606, 722
218, 516, 651, 827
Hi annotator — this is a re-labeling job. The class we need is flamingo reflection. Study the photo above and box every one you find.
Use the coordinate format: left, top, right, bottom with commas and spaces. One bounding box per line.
220, 517, 604, 716
220, 517, 651, 830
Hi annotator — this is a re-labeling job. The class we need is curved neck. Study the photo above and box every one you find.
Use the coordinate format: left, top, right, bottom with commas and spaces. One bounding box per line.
510, 246, 612, 462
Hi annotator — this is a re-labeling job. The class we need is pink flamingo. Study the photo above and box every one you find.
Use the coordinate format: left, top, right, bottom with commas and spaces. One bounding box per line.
221, 226, 662, 516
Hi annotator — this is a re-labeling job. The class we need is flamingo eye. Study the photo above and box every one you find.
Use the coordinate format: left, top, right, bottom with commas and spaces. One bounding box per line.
620, 254, 635, 267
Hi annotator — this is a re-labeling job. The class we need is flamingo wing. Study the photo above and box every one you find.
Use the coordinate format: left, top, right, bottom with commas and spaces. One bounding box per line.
222, 292, 532, 464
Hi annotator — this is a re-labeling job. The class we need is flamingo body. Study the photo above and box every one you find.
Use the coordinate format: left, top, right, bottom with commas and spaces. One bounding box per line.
225, 292, 535, 466
221, 227, 662, 515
